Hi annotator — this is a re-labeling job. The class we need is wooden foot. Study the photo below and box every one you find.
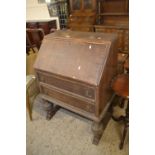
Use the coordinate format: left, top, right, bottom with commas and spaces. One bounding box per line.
119, 97, 125, 108
91, 122, 103, 145
91, 110, 111, 145
119, 122, 129, 149
46, 105, 60, 120
42, 99, 60, 120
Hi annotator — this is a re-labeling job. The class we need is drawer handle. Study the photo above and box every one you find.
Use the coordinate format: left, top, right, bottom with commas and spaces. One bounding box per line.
85, 90, 92, 98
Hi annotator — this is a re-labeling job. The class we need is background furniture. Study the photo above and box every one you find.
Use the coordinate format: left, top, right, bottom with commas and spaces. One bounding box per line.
96, 0, 129, 26
26, 0, 60, 30
26, 28, 45, 54
95, 0, 129, 73
117, 53, 129, 73
26, 19, 58, 35
67, 0, 96, 31
111, 73, 129, 149
124, 57, 129, 73
34, 30, 118, 144
26, 19, 58, 54
95, 25, 129, 54
26, 18, 60, 32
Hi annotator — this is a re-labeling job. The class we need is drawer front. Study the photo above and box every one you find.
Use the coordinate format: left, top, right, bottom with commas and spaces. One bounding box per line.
37, 72, 95, 100
40, 85, 95, 113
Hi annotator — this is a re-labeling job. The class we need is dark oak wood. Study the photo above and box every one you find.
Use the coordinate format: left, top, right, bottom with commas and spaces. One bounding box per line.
34, 30, 118, 144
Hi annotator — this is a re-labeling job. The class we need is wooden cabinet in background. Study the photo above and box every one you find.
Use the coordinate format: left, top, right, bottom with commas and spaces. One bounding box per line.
95, 25, 129, 53
69, 0, 96, 12
97, 0, 129, 25
95, 0, 129, 73
68, 0, 96, 31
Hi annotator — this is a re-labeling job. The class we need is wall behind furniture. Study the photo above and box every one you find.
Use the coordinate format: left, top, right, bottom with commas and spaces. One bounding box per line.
26, 0, 50, 20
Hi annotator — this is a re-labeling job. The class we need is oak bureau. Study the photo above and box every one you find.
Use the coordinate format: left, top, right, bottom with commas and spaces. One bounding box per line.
34, 30, 118, 144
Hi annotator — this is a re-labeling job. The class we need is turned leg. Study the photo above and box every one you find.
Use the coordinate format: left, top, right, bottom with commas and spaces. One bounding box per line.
47, 105, 61, 120
119, 99, 129, 149
42, 99, 60, 120
119, 122, 129, 149
91, 121, 103, 145
119, 97, 125, 108
42, 99, 53, 120
46, 106, 54, 120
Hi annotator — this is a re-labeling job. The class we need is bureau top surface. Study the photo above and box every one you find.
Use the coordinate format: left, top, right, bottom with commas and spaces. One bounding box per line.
34, 30, 117, 86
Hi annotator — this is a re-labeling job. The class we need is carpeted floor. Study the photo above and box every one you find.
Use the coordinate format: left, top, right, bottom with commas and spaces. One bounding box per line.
26, 96, 129, 155
26, 51, 129, 155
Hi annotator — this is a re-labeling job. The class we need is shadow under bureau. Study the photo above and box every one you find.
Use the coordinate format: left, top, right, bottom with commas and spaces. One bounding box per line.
34, 30, 118, 144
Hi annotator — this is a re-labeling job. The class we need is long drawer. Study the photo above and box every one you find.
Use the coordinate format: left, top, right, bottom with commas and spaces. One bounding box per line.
37, 71, 95, 100
40, 83, 95, 113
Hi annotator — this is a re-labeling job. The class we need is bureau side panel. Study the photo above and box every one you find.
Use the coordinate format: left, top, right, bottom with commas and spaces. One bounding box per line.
98, 40, 118, 114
